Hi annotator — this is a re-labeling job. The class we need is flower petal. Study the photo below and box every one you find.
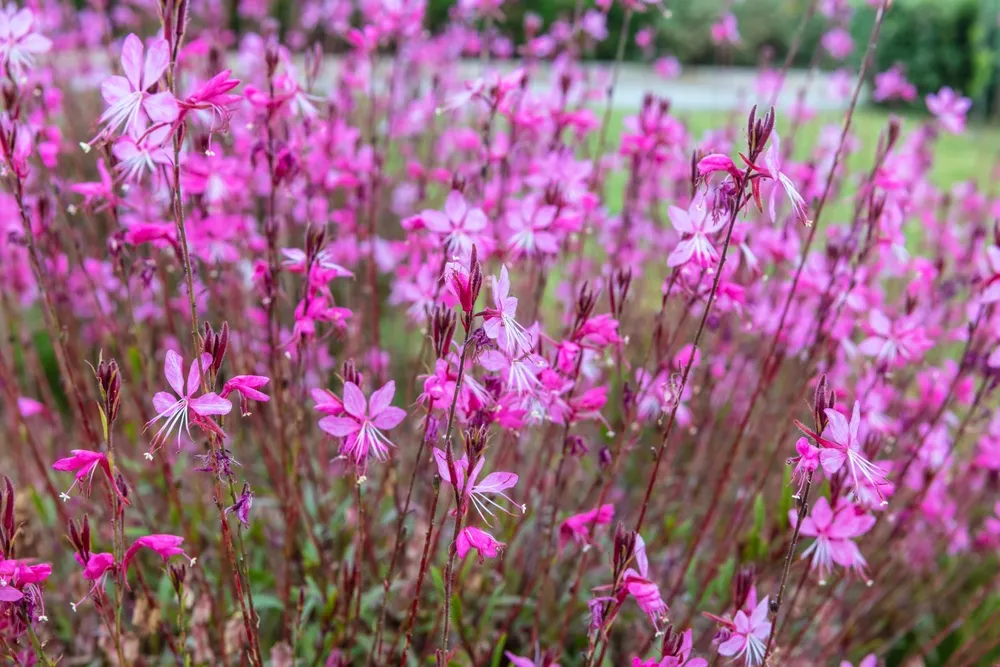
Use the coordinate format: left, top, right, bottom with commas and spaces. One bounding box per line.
142, 38, 170, 90
188, 392, 232, 416
342, 382, 367, 418
319, 416, 361, 438
372, 406, 406, 430
120, 34, 144, 90
367, 380, 396, 418
164, 349, 185, 396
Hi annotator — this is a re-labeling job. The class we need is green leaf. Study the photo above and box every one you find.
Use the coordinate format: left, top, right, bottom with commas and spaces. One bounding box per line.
490, 633, 508, 667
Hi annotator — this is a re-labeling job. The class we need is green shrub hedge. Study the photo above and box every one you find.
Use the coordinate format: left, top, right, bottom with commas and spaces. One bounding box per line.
851, 0, 998, 114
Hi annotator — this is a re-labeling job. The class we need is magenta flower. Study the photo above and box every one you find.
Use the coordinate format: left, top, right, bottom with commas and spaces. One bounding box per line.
180, 69, 242, 128
220, 375, 271, 416
717, 596, 771, 667
483, 265, 531, 357
620, 534, 668, 626
560, 504, 614, 550
0, 559, 50, 603
697, 153, 741, 181
456, 526, 504, 562
318, 381, 406, 466
52, 450, 113, 502
667, 199, 727, 268
123, 534, 194, 572
99, 34, 179, 138
790, 496, 875, 583
433, 449, 523, 522
926, 87, 972, 134
80, 553, 115, 581
0, 7, 50, 75
145, 350, 233, 456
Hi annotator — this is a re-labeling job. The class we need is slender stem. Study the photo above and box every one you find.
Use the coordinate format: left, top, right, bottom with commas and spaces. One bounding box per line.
439, 334, 474, 655
762, 471, 814, 661
25, 621, 54, 667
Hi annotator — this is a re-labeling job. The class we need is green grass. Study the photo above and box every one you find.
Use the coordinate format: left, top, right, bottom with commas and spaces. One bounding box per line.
601, 107, 1000, 214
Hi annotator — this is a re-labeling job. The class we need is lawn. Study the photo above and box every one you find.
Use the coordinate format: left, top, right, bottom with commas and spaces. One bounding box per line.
602, 107, 1000, 214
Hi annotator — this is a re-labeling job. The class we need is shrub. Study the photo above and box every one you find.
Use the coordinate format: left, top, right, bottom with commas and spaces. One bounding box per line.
0, 2, 998, 667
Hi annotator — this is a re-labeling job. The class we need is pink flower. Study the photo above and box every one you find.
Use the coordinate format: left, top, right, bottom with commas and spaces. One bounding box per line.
821, 28, 854, 60
926, 87, 972, 134
787, 437, 820, 498
112, 124, 172, 182
980, 245, 1000, 303
667, 199, 727, 268
16, 397, 44, 418
123, 534, 194, 571
318, 381, 406, 466
52, 450, 112, 502
751, 132, 811, 225
560, 504, 614, 549
840, 654, 877, 667
632, 628, 707, 666
99, 34, 179, 138
456, 526, 504, 562
620, 534, 668, 625
433, 448, 523, 522
857, 310, 932, 366
421, 190, 489, 259
805, 402, 892, 505
483, 265, 531, 357
220, 375, 271, 416
711, 13, 741, 46
506, 199, 560, 258
280, 247, 353, 279
791, 496, 875, 583
654, 56, 681, 80
873, 66, 916, 103
717, 596, 771, 667
145, 350, 232, 456
0, 7, 51, 75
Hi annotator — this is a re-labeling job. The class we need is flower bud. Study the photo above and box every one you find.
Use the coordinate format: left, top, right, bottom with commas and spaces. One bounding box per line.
342, 359, 361, 386
431, 305, 456, 359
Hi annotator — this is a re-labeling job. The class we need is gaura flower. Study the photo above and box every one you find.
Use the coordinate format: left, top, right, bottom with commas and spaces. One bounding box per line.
99, 34, 178, 138
318, 381, 406, 466
145, 350, 232, 457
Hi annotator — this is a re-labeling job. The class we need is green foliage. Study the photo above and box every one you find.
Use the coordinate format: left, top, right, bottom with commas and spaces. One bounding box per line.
657, 0, 825, 67
853, 0, 999, 113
